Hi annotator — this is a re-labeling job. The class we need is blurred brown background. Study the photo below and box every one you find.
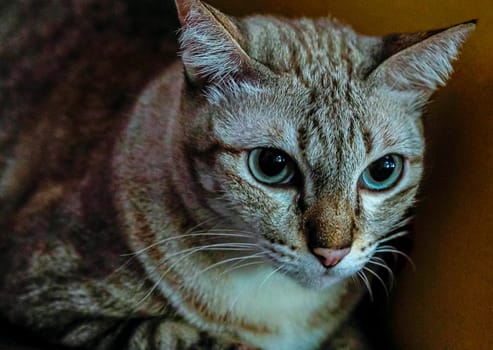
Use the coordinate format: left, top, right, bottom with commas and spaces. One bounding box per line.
207, 0, 493, 349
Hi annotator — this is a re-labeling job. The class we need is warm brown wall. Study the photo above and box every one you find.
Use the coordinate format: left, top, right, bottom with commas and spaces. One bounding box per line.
209, 1, 493, 349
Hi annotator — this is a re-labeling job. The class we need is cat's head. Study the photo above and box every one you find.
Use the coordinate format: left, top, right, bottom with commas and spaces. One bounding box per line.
174, 0, 475, 289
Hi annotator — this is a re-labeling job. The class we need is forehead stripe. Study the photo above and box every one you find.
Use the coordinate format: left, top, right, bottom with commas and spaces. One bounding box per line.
362, 128, 374, 154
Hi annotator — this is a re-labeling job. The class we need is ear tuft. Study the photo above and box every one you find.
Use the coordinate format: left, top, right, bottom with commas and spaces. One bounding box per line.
175, 0, 251, 85
368, 20, 476, 95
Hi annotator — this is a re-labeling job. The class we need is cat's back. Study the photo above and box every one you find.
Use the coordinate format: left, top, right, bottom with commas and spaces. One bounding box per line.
0, 2, 184, 334
0, 0, 180, 222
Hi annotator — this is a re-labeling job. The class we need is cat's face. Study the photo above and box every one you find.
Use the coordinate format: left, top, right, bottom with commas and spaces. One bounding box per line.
176, 1, 474, 288
189, 74, 422, 288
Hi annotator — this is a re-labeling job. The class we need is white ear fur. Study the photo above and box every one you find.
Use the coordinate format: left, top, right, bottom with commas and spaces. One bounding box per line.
175, 0, 250, 84
369, 21, 476, 94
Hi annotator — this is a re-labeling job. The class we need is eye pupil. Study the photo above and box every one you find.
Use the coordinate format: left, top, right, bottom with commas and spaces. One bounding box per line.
259, 150, 287, 176
368, 155, 396, 182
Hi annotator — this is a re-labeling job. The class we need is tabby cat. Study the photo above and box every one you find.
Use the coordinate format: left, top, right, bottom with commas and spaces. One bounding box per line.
0, 0, 475, 349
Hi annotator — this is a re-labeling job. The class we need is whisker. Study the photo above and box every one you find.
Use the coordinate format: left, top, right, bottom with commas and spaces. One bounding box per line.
375, 245, 416, 271
219, 251, 266, 273
122, 233, 255, 257
205, 228, 258, 235
377, 230, 410, 245
363, 266, 389, 300
132, 273, 164, 309
357, 271, 374, 302
199, 252, 267, 274
258, 265, 283, 290
393, 215, 414, 228
367, 257, 395, 289
219, 260, 265, 276
227, 288, 245, 314
111, 254, 137, 275
159, 244, 259, 280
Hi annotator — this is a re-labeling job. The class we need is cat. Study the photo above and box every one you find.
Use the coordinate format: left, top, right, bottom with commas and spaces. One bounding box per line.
0, 0, 475, 349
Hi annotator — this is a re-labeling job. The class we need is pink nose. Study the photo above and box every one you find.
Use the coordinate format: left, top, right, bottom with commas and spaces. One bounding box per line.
312, 247, 351, 268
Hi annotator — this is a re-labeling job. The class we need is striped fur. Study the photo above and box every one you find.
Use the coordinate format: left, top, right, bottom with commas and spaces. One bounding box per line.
0, 0, 474, 349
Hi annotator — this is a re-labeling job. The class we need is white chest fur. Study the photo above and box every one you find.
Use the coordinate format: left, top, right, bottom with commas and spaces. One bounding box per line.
186, 265, 355, 350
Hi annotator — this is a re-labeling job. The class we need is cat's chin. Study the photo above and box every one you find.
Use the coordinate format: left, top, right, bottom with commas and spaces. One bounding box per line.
305, 275, 347, 290
283, 268, 350, 290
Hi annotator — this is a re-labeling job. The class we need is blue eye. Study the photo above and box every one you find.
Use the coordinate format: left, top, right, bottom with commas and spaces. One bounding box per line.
248, 148, 297, 185
360, 154, 404, 191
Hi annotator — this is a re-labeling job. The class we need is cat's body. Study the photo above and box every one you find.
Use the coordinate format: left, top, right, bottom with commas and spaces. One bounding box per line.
0, 1, 474, 349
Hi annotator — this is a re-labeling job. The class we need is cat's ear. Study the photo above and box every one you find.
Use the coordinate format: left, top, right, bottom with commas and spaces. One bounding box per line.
175, 0, 253, 86
368, 20, 476, 97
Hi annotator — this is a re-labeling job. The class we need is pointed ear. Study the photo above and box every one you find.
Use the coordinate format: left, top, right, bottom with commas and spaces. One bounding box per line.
367, 20, 476, 96
175, 0, 252, 85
